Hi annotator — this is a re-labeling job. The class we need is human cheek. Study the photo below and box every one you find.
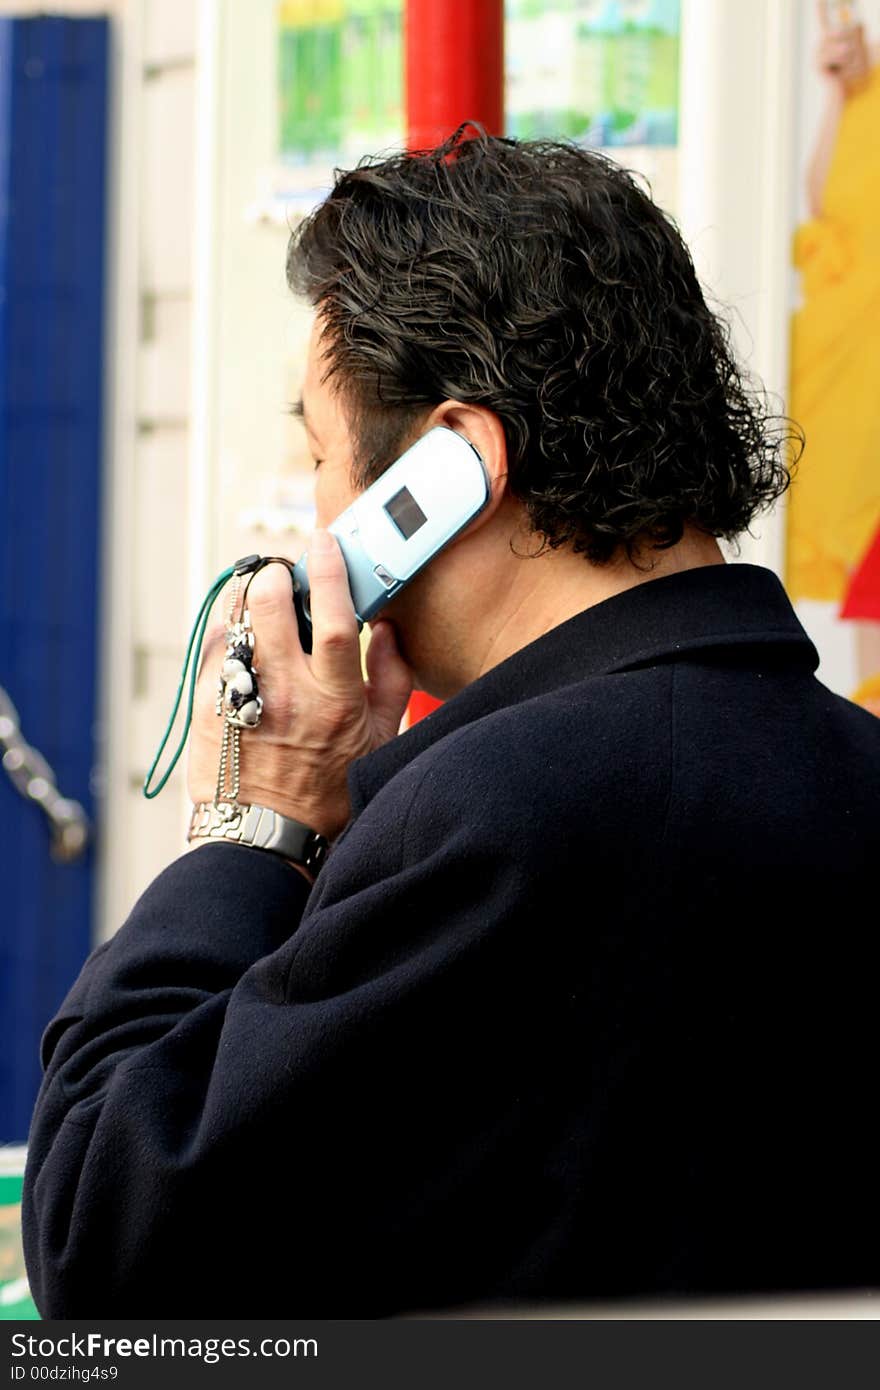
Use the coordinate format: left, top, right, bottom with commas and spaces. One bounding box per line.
313, 473, 338, 530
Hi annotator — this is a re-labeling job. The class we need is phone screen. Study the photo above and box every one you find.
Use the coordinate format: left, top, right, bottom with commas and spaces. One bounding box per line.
384, 486, 428, 540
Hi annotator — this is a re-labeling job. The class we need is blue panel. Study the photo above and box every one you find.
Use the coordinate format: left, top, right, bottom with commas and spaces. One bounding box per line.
0, 17, 109, 1141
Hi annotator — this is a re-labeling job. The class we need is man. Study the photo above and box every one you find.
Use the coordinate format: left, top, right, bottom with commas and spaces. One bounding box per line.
23, 129, 880, 1316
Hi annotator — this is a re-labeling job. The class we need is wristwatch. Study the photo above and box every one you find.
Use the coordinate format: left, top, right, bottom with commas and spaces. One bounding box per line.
187, 801, 329, 876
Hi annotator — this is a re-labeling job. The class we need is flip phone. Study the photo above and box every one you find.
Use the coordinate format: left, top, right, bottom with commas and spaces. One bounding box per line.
291, 426, 490, 653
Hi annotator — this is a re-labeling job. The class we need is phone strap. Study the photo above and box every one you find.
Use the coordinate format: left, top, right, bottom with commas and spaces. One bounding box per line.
143, 553, 280, 799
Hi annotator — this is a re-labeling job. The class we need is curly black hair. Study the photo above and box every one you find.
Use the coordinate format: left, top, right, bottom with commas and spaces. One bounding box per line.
287, 124, 800, 564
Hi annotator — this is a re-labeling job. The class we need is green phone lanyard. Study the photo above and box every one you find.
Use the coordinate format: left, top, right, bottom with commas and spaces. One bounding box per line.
143, 554, 290, 798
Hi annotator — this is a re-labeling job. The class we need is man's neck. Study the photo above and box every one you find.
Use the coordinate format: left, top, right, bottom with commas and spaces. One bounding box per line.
472, 525, 726, 684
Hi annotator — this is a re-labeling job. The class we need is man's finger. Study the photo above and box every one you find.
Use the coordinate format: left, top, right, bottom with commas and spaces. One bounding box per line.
244, 560, 308, 673
306, 528, 364, 694
196, 582, 234, 681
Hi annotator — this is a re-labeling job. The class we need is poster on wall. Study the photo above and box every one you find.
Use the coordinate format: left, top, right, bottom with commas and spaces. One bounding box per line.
278, 0, 403, 167
267, 0, 404, 224
504, 0, 681, 216
786, 0, 880, 715
505, 0, 680, 149
267, 0, 680, 225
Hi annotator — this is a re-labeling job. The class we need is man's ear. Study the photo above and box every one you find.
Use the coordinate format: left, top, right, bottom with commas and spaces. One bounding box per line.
421, 401, 510, 528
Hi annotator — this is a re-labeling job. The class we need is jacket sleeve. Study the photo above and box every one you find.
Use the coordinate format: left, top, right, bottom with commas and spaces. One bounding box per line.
21, 748, 570, 1318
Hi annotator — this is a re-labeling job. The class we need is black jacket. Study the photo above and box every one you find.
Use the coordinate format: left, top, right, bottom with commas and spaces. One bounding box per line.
22, 563, 880, 1316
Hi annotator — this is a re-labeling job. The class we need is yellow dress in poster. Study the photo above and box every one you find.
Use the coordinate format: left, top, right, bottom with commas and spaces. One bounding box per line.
786, 60, 880, 605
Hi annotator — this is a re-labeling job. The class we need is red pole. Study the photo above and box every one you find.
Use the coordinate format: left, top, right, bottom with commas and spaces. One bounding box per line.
405, 0, 505, 151
402, 1, 504, 727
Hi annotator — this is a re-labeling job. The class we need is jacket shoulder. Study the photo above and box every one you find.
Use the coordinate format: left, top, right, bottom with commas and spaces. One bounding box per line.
368, 669, 676, 864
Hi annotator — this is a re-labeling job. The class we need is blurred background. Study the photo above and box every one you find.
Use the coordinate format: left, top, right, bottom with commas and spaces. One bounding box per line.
1, 0, 878, 1317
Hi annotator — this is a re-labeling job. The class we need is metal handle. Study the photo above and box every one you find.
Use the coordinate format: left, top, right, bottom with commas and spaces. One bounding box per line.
0, 685, 91, 864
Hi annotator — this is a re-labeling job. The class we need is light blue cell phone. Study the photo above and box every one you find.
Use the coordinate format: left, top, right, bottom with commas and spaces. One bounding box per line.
291, 426, 490, 653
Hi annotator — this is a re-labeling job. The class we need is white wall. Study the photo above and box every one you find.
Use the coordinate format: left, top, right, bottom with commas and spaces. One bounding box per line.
192, 0, 315, 588
677, 0, 798, 580
97, 0, 201, 939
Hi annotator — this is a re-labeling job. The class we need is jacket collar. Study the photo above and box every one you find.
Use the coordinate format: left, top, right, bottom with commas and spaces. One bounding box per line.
348, 563, 818, 813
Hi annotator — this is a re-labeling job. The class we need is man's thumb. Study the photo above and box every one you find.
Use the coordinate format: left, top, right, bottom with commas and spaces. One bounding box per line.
365, 621, 414, 736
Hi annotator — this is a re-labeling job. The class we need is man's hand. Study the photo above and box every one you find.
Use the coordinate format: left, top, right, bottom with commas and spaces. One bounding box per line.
187, 530, 414, 841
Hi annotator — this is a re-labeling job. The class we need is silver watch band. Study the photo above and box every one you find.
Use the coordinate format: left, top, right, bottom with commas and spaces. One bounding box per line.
188, 801, 329, 875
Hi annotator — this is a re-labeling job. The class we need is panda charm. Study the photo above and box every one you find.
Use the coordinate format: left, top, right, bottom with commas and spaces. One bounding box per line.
215, 621, 263, 730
